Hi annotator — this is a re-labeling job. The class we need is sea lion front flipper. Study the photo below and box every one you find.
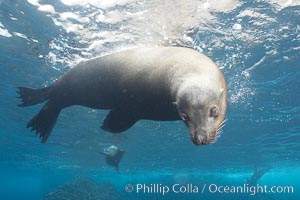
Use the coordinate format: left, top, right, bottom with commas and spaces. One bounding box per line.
99, 151, 109, 156
101, 109, 138, 133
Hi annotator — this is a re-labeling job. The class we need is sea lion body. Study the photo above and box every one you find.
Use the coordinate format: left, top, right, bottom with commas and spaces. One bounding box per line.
55, 47, 180, 119
99, 145, 125, 172
18, 47, 227, 144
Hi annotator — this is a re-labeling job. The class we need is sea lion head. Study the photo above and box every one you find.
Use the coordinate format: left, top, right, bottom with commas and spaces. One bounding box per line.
176, 80, 227, 145
104, 145, 119, 156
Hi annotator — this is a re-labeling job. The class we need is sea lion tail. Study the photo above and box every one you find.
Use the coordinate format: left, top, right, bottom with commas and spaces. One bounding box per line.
27, 101, 61, 143
17, 86, 51, 107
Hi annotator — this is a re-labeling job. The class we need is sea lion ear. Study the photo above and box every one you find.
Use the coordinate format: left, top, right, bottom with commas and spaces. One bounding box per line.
219, 88, 225, 98
171, 102, 178, 112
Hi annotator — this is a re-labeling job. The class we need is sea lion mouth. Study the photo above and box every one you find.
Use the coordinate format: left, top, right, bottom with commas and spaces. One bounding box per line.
192, 131, 219, 145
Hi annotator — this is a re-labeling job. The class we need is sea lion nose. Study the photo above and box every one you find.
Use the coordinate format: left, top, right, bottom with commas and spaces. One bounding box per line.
197, 134, 208, 144
192, 130, 209, 145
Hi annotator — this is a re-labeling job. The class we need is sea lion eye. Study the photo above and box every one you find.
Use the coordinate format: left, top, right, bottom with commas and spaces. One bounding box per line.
181, 113, 189, 121
210, 107, 219, 118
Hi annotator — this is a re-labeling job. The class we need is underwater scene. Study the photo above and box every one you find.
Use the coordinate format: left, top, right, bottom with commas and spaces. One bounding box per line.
0, 0, 299, 199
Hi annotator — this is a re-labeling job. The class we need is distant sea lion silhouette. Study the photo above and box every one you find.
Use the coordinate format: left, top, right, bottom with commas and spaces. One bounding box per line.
99, 145, 125, 172
18, 46, 227, 145
246, 166, 270, 185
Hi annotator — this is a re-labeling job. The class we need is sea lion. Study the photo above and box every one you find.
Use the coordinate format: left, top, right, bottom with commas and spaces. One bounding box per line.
99, 145, 125, 172
17, 46, 227, 145
246, 166, 270, 185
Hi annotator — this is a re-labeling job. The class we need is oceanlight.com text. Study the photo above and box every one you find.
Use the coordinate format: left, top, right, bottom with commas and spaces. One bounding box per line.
124, 183, 294, 196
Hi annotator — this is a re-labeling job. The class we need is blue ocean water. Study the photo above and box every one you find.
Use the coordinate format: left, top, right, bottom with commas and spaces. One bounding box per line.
0, 0, 299, 199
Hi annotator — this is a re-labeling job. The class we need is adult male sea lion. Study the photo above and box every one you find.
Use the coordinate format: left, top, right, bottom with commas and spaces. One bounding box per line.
18, 46, 227, 145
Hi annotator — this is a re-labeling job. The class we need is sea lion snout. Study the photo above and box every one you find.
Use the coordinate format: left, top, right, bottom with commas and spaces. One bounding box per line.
191, 128, 217, 145
192, 134, 208, 145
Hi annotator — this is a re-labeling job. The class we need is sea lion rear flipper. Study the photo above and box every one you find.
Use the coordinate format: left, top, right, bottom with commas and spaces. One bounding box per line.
27, 101, 61, 143
17, 86, 51, 107
101, 109, 138, 133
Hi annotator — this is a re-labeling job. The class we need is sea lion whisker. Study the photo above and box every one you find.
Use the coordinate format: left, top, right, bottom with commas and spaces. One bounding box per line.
218, 119, 227, 128
217, 124, 225, 132
210, 139, 218, 144
217, 120, 227, 132
216, 130, 222, 137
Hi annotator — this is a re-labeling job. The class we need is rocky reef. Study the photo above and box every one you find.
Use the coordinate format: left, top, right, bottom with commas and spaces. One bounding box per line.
43, 177, 122, 200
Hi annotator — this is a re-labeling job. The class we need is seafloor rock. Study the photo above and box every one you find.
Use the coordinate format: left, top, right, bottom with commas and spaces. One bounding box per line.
43, 177, 122, 200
